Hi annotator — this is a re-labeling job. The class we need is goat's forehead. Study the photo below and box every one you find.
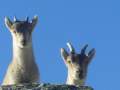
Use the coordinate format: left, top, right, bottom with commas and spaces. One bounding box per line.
69, 54, 80, 58
68, 54, 86, 64
13, 21, 30, 29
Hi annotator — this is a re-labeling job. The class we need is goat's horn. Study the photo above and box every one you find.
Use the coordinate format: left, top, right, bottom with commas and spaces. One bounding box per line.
67, 42, 75, 53
26, 16, 29, 22
81, 44, 88, 54
13, 16, 17, 22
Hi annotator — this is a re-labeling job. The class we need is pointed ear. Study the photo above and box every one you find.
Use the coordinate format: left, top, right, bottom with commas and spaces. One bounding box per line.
87, 48, 96, 63
31, 15, 38, 29
60, 48, 69, 62
5, 17, 13, 30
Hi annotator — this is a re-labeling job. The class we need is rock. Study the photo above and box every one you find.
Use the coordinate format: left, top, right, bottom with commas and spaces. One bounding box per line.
0, 83, 93, 90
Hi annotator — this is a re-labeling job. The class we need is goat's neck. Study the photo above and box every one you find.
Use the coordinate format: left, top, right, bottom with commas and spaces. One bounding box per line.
66, 69, 85, 86
67, 70, 76, 85
12, 40, 35, 66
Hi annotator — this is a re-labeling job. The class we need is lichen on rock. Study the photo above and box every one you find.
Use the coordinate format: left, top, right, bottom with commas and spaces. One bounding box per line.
0, 83, 93, 90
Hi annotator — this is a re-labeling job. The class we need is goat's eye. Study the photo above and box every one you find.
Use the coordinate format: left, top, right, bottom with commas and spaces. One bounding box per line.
67, 60, 71, 63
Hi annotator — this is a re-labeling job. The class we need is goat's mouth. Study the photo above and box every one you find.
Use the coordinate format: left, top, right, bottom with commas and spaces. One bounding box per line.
78, 73, 84, 79
75, 70, 84, 79
20, 40, 28, 46
21, 42, 27, 46
18, 42, 28, 48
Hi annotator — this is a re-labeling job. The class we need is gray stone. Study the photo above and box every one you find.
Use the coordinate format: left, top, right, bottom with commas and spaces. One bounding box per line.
0, 83, 93, 90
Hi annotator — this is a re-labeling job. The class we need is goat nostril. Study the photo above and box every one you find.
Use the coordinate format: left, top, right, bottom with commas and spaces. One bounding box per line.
76, 70, 80, 73
21, 40, 26, 46
76, 70, 83, 74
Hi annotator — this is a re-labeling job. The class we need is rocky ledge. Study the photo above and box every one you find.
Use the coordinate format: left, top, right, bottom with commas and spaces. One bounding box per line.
0, 83, 93, 90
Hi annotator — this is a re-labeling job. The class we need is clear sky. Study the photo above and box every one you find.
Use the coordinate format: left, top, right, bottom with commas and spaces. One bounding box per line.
0, 0, 119, 90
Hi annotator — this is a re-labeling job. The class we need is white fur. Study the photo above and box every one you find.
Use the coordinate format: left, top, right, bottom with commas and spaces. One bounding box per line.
2, 24, 39, 85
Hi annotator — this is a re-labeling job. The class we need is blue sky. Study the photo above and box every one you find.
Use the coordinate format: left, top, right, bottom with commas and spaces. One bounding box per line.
0, 0, 119, 90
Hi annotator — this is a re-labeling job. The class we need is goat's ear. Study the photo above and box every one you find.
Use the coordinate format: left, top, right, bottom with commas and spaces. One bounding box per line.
60, 48, 69, 62
5, 17, 13, 30
31, 15, 38, 30
87, 48, 96, 63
